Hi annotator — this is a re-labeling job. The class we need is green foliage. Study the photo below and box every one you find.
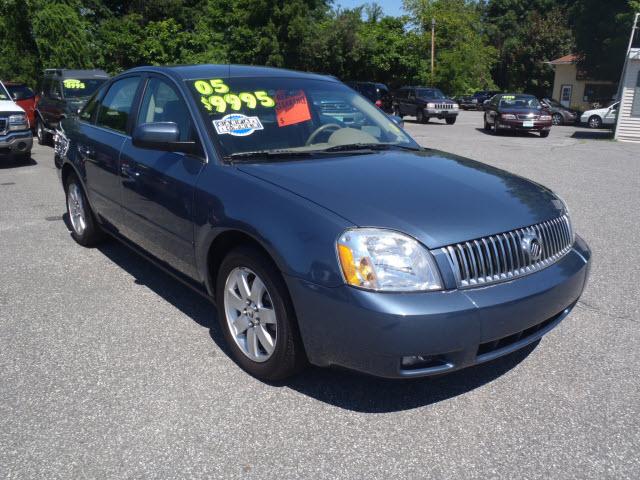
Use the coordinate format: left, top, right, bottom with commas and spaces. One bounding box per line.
403, 0, 498, 93
573, 0, 640, 81
0, 0, 637, 95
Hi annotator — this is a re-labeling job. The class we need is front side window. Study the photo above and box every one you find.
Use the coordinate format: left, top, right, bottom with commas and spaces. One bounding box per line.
137, 78, 195, 142
96, 76, 141, 133
188, 76, 417, 158
62, 78, 107, 99
79, 86, 107, 123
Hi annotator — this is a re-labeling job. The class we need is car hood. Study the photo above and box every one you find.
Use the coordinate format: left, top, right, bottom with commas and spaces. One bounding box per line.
237, 150, 564, 248
0, 99, 25, 114
499, 108, 548, 115
582, 107, 607, 116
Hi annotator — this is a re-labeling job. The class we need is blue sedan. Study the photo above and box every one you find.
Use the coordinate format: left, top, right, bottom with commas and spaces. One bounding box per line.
56, 65, 591, 380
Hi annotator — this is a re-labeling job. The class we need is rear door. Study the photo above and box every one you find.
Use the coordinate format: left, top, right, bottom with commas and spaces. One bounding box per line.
80, 75, 143, 228
118, 75, 204, 279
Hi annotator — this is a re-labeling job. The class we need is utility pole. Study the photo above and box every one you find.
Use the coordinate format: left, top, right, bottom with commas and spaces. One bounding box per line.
431, 18, 436, 86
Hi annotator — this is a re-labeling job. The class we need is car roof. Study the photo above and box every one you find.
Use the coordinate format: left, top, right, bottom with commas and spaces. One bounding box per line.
125, 64, 339, 83
44, 69, 110, 79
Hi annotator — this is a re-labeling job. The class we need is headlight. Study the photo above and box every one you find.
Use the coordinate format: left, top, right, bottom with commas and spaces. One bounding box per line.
336, 228, 443, 292
427, 102, 435, 109
501, 113, 516, 120
540, 115, 552, 121
8, 114, 28, 131
452, 104, 459, 109
554, 195, 575, 243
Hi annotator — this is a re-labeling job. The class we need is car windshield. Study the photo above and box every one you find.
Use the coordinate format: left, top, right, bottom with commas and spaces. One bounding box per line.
0, 82, 10, 100
188, 76, 418, 158
499, 95, 541, 109
545, 98, 563, 108
62, 78, 107, 98
416, 88, 445, 99
6, 84, 34, 100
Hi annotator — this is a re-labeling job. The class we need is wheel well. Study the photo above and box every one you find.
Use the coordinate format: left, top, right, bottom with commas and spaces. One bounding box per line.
207, 230, 279, 301
61, 164, 76, 189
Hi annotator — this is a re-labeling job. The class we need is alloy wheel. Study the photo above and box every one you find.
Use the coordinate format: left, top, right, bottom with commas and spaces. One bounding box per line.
67, 183, 87, 235
588, 116, 602, 129
552, 113, 563, 126
224, 267, 277, 362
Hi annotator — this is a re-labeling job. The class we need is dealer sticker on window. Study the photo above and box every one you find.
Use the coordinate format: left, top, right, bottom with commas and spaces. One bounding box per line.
213, 114, 264, 136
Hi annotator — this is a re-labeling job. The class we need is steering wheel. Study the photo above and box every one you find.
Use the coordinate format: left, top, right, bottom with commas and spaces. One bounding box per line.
305, 123, 342, 146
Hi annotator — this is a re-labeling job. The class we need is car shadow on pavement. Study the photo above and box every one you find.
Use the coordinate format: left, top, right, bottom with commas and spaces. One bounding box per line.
94, 237, 537, 413
571, 130, 613, 140
0, 157, 37, 169
474, 128, 540, 138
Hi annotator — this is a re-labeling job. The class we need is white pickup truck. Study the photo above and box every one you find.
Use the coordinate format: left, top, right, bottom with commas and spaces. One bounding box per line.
0, 80, 33, 162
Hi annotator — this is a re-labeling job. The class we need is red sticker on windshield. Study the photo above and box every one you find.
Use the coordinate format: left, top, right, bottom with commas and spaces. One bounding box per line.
275, 90, 312, 127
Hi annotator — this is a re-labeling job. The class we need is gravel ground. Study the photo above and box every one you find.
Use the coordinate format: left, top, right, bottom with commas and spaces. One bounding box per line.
1, 112, 638, 479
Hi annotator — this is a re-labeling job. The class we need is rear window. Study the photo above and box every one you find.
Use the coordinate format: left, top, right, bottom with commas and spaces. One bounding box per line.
62, 78, 108, 98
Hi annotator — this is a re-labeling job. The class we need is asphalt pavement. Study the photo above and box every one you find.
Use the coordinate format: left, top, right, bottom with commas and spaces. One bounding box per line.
1, 111, 638, 479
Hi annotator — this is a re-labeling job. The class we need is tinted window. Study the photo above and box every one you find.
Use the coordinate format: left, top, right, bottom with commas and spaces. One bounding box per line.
50, 80, 62, 98
96, 76, 141, 133
137, 77, 195, 142
499, 94, 540, 109
6, 84, 34, 100
62, 78, 107, 99
416, 88, 445, 99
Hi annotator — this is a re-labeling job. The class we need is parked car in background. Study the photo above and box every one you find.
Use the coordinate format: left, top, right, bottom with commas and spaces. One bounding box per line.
3, 82, 37, 127
580, 101, 619, 129
483, 93, 553, 137
35, 68, 109, 145
392, 86, 459, 124
455, 94, 477, 110
0, 80, 33, 162
346, 81, 392, 112
471, 90, 501, 110
540, 98, 578, 126
57, 64, 590, 380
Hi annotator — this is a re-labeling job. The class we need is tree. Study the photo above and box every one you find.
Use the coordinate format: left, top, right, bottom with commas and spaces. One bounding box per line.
573, 0, 640, 81
403, 0, 498, 93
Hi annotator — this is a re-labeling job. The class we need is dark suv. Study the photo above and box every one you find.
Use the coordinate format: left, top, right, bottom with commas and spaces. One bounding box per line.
391, 86, 459, 124
35, 69, 109, 145
345, 81, 392, 112
470, 91, 501, 110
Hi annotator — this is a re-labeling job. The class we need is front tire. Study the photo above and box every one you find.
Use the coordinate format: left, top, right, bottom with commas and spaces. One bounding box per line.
540, 130, 550, 138
445, 117, 457, 125
36, 118, 50, 146
65, 173, 104, 246
493, 119, 501, 135
588, 115, 602, 129
216, 246, 306, 381
484, 114, 491, 131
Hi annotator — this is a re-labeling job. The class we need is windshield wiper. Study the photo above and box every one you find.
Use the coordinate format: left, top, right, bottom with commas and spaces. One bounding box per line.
320, 143, 423, 153
225, 149, 317, 163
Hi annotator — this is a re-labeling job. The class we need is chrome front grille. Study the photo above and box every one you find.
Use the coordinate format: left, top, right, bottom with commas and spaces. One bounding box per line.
441, 215, 573, 288
517, 114, 539, 120
434, 103, 454, 110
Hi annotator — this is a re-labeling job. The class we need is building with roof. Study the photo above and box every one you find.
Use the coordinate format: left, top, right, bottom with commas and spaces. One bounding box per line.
614, 13, 640, 143
548, 54, 618, 111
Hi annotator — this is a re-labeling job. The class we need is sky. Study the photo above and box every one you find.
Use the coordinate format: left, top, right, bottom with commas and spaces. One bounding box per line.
335, 0, 405, 17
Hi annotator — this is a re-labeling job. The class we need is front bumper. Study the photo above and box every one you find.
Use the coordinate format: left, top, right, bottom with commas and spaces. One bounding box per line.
424, 108, 458, 119
499, 119, 552, 131
0, 130, 33, 158
287, 235, 591, 379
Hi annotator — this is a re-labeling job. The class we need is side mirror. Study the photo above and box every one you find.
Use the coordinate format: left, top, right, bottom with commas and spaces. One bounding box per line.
133, 122, 200, 155
388, 114, 404, 129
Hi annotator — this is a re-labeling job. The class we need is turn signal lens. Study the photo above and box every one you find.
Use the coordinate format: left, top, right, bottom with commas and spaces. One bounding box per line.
501, 113, 517, 120
540, 115, 552, 121
336, 228, 443, 292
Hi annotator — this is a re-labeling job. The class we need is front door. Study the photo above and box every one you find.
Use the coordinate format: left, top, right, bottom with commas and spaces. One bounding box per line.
560, 84, 572, 108
119, 75, 204, 279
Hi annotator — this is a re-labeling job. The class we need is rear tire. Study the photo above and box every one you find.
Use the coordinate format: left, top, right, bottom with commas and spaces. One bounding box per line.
552, 113, 563, 126
416, 108, 426, 123
216, 246, 306, 381
64, 173, 105, 247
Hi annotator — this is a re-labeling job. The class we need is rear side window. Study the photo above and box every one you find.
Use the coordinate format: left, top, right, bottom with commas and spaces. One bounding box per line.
96, 76, 141, 134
